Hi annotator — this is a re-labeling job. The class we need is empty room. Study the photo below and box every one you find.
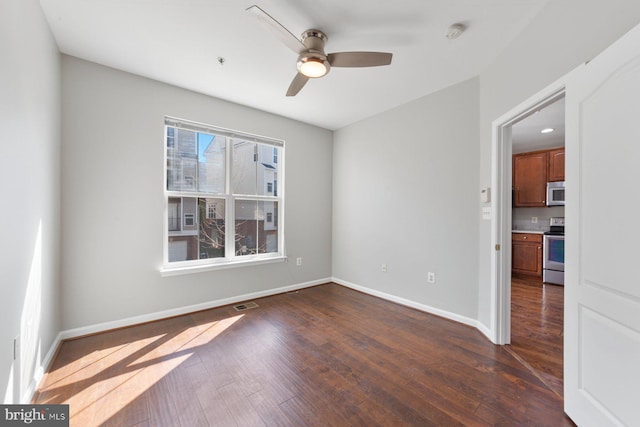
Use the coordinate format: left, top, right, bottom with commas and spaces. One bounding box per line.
3, 0, 640, 426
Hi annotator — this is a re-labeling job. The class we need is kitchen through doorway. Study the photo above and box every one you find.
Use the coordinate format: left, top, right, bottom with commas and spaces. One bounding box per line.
507, 95, 566, 397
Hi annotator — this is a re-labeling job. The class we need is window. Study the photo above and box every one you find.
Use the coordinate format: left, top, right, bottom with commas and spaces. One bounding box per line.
184, 213, 195, 227
206, 202, 217, 219
164, 117, 284, 270
168, 198, 180, 231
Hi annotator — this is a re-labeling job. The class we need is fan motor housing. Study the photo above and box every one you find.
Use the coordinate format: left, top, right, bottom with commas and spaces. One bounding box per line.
301, 29, 328, 51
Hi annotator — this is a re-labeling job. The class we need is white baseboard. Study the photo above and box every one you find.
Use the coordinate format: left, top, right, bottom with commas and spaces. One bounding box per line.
332, 277, 493, 340
22, 331, 63, 403
475, 321, 494, 342
59, 277, 331, 341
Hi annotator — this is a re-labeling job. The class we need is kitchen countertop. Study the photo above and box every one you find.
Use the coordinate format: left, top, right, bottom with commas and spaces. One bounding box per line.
512, 230, 545, 234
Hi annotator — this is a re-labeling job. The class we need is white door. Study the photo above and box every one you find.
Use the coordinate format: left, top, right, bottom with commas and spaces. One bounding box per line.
564, 22, 640, 426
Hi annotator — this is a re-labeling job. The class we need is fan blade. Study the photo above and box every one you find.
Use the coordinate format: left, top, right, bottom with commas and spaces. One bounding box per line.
286, 73, 309, 96
246, 5, 306, 54
327, 52, 393, 67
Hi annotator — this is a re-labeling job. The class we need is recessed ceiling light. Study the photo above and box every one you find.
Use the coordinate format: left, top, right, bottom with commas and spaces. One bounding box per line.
541, 128, 555, 134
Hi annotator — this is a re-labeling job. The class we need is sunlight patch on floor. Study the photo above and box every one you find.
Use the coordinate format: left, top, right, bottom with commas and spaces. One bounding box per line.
36, 314, 245, 425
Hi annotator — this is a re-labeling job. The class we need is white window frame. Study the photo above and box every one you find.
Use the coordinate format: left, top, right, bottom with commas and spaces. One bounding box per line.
161, 117, 286, 276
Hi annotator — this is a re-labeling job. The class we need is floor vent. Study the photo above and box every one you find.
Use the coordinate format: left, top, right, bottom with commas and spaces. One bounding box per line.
233, 302, 259, 311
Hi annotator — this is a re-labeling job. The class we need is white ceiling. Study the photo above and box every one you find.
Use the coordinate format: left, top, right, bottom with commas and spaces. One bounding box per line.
40, 0, 551, 130
512, 97, 565, 153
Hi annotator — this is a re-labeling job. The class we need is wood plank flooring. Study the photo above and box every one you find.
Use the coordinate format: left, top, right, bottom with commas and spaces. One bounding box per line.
34, 283, 574, 426
509, 276, 564, 398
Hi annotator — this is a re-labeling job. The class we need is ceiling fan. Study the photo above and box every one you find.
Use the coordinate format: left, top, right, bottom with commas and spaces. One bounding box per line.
247, 5, 393, 96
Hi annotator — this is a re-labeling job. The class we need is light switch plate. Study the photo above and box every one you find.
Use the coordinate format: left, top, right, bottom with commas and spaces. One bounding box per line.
482, 207, 492, 220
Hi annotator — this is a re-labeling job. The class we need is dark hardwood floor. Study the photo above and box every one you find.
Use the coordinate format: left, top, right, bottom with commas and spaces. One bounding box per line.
34, 283, 574, 426
509, 276, 564, 398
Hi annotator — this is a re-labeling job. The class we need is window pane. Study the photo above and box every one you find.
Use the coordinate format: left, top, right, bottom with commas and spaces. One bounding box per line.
258, 144, 278, 196
198, 198, 225, 259
168, 197, 199, 262
168, 197, 181, 231
262, 201, 278, 253
232, 141, 279, 196
198, 133, 226, 193
232, 140, 257, 195
167, 128, 197, 191
235, 200, 278, 256
168, 197, 225, 262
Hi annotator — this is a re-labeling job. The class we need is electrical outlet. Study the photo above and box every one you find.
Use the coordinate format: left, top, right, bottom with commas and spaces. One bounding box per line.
427, 272, 436, 284
296, 257, 302, 266
531, 216, 538, 224
381, 263, 387, 272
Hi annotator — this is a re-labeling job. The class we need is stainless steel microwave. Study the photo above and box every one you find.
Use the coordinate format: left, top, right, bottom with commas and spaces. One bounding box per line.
547, 181, 565, 206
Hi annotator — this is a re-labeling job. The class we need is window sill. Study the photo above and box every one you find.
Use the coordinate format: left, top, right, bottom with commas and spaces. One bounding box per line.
160, 256, 287, 277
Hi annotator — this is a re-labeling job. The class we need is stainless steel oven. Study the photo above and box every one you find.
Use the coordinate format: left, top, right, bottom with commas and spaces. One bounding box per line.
543, 217, 565, 285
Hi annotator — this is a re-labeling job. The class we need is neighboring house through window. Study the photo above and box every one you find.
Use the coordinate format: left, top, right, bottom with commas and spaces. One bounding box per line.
164, 117, 284, 269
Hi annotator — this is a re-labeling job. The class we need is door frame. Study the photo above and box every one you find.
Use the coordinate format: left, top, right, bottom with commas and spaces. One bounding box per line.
489, 67, 583, 345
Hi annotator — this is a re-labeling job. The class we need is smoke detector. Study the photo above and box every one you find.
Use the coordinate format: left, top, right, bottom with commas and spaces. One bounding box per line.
446, 23, 466, 40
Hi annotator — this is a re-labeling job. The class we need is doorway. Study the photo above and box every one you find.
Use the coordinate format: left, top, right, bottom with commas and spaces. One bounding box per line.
490, 81, 567, 348
505, 97, 566, 397
488, 62, 585, 347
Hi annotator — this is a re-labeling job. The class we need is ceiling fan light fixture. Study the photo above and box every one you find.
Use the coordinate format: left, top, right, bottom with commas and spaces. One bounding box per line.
297, 56, 329, 78
247, 6, 392, 96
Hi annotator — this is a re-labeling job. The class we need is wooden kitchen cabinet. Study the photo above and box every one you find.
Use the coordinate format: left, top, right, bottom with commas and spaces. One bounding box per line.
512, 233, 543, 278
548, 147, 565, 181
513, 150, 548, 207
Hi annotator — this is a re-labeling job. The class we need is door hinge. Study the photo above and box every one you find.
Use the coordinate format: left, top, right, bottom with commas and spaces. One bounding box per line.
495, 244, 501, 251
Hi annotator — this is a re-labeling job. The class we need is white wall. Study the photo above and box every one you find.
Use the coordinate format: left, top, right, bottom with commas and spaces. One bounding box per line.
61, 56, 333, 330
476, 0, 640, 328
333, 78, 480, 320
0, 0, 61, 403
